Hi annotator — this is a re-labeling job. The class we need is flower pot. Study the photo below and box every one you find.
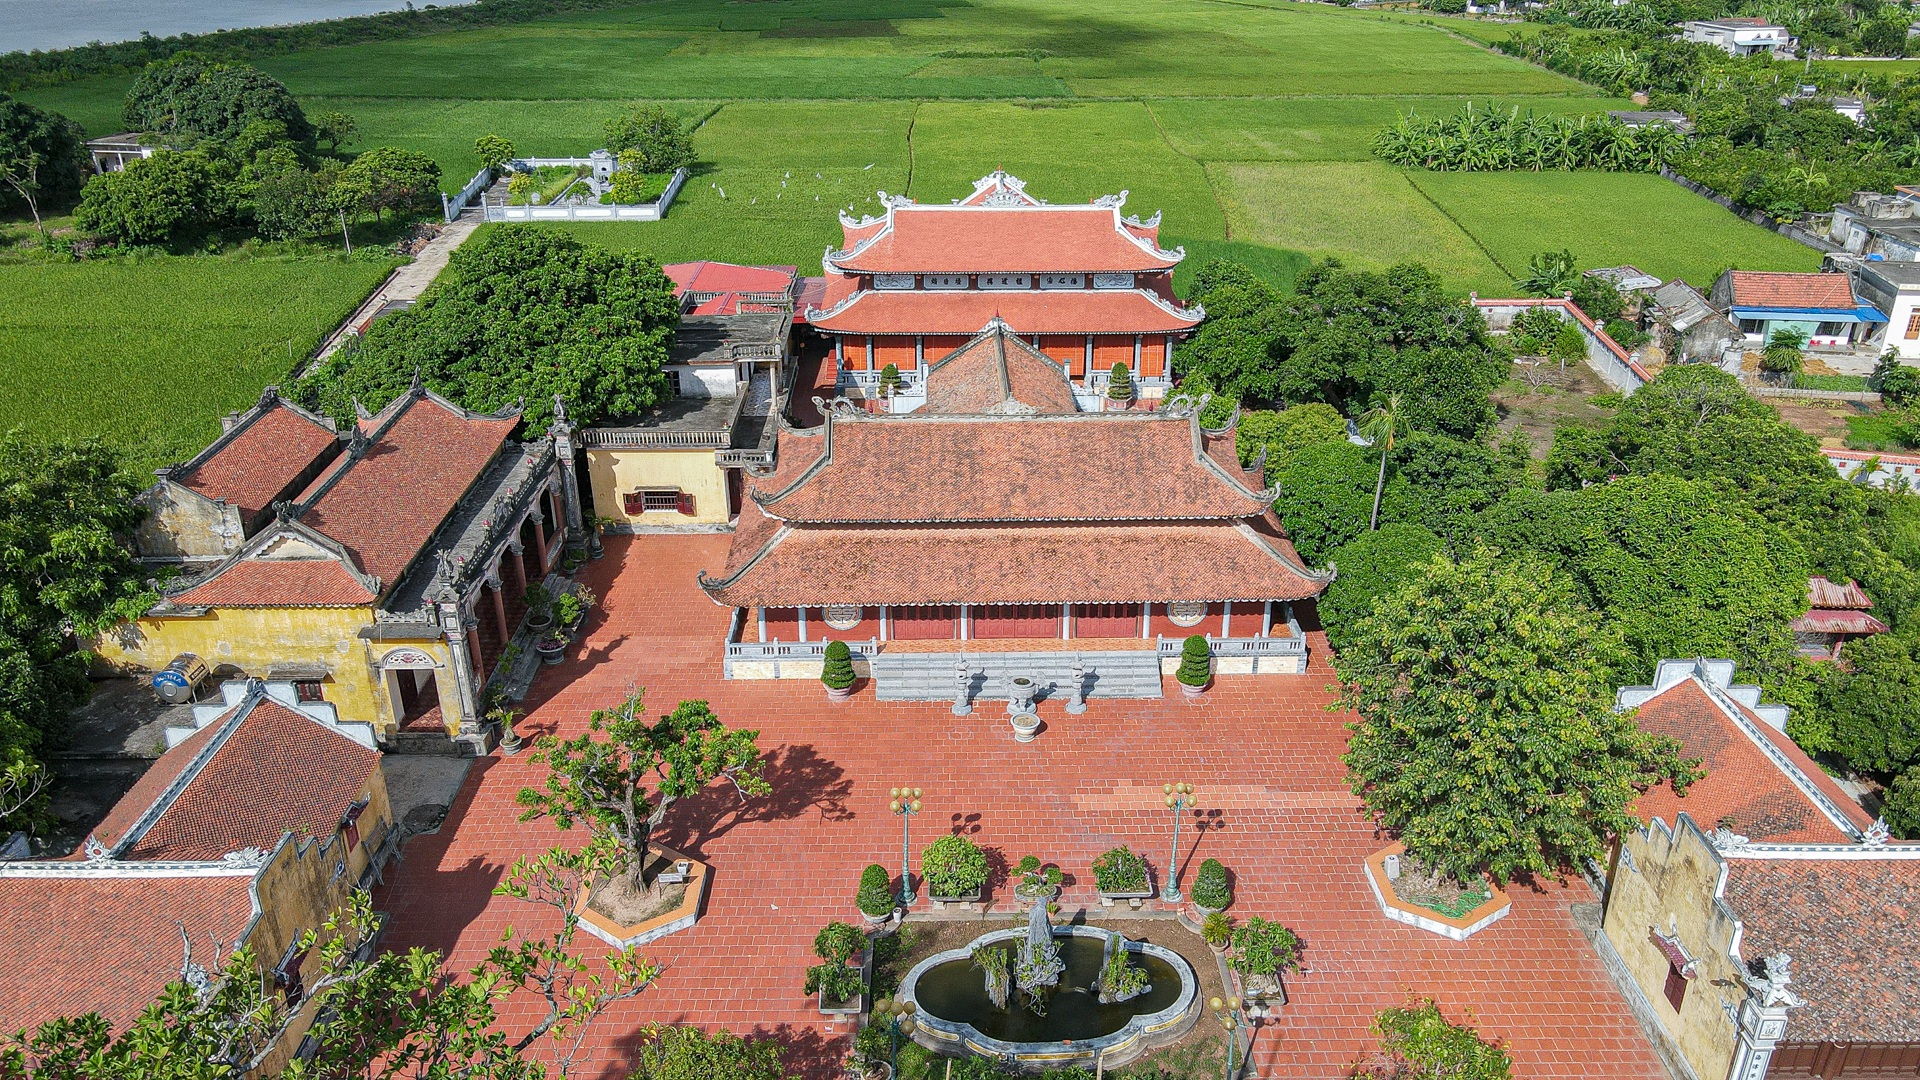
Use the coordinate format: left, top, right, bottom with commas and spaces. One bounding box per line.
817, 988, 864, 1017
825, 682, 855, 702
861, 908, 894, 926
499, 724, 525, 755
1179, 679, 1210, 700
588, 533, 605, 559
1097, 887, 1154, 910
928, 887, 983, 912
536, 640, 567, 666
1208, 940, 1229, 956
1010, 711, 1042, 743
527, 613, 554, 632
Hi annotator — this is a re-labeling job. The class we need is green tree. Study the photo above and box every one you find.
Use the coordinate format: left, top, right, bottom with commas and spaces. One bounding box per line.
1380, 432, 1523, 545
313, 110, 357, 153
1274, 439, 1376, 565
629, 1024, 788, 1080
333, 145, 440, 220
1337, 549, 1698, 886
1762, 326, 1806, 377
1353, 998, 1513, 1080
248, 159, 333, 240
1514, 248, 1579, 297
1359, 392, 1407, 532
122, 53, 312, 147
474, 133, 515, 172
516, 690, 770, 891
1813, 630, 1920, 775
602, 104, 694, 173
303, 226, 680, 430
1108, 361, 1133, 401
73, 149, 225, 245
1321, 523, 1444, 648
1884, 767, 1920, 840
0, 94, 88, 232
1235, 403, 1347, 480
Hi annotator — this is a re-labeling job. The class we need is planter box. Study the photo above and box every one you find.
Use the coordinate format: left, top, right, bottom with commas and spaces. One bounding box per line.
576, 843, 709, 950
1363, 842, 1510, 942
1098, 887, 1155, 910
928, 888, 983, 912
1234, 970, 1287, 1007
818, 988, 864, 1017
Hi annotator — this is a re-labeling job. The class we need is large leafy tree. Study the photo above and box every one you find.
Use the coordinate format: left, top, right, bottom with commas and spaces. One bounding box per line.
122, 53, 312, 147
1337, 549, 1698, 886
73, 150, 228, 246
1274, 440, 1376, 565
1381, 432, 1529, 546
0, 94, 88, 231
331, 145, 440, 220
516, 691, 770, 891
1320, 523, 1443, 649
1235, 402, 1347, 480
1809, 630, 1920, 775
302, 226, 678, 430
602, 105, 694, 173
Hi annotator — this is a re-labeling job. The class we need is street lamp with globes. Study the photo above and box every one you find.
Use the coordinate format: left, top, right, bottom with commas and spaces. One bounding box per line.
1210, 994, 1246, 1080
874, 996, 918, 1077
889, 786, 923, 906
1161, 782, 1197, 902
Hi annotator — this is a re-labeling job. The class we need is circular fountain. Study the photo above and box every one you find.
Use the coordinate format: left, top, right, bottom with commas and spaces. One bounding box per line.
898, 903, 1199, 1070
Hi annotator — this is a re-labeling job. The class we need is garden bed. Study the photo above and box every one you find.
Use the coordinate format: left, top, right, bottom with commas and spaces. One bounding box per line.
1363, 843, 1509, 941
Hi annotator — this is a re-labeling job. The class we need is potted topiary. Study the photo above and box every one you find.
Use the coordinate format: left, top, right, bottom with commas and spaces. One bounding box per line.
1107, 361, 1133, 410
821, 639, 856, 702
921, 833, 989, 909
1011, 855, 1062, 903
535, 628, 569, 665
1230, 916, 1300, 1002
1176, 634, 1212, 698
879, 362, 902, 399
805, 921, 867, 1016
856, 863, 895, 923
1202, 911, 1232, 955
1091, 845, 1153, 909
524, 584, 555, 630
1192, 858, 1232, 914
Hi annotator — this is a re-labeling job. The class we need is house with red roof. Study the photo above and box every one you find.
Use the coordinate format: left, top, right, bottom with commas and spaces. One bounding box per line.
1790, 577, 1889, 660
1600, 659, 1919, 1080
699, 321, 1329, 695
104, 381, 585, 753
805, 170, 1202, 406
1709, 270, 1886, 350
0, 678, 390, 1071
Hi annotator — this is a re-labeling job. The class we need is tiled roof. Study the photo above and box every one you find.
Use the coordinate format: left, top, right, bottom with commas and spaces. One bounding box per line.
809, 287, 1201, 337
176, 399, 340, 521
170, 556, 378, 608
1631, 678, 1874, 843
301, 391, 517, 588
830, 205, 1180, 274
0, 874, 255, 1034
1727, 271, 1857, 310
920, 323, 1081, 415
1808, 576, 1874, 610
1791, 608, 1890, 636
751, 413, 1271, 524
93, 696, 380, 861
662, 261, 796, 296
700, 502, 1329, 608
1723, 858, 1920, 1042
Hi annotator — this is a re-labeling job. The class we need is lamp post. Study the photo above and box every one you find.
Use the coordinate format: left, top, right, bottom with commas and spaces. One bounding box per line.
1210, 995, 1245, 1080
889, 786, 922, 906
1161, 782, 1197, 903
874, 996, 917, 1078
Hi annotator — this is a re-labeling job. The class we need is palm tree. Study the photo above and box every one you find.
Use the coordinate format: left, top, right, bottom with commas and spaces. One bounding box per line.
1515, 249, 1580, 297
1360, 392, 1408, 532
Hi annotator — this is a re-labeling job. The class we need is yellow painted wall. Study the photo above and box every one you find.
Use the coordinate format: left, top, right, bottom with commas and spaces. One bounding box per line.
1601, 815, 1744, 1080
587, 446, 731, 526
95, 609, 460, 738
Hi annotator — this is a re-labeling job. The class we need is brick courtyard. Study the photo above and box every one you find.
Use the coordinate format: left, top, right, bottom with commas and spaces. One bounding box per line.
378, 534, 1666, 1080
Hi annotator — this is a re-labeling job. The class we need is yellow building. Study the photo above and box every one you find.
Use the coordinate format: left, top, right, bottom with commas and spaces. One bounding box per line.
0, 678, 393, 1069
103, 384, 586, 752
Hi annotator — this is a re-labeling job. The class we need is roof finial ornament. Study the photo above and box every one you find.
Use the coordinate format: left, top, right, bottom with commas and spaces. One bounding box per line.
1746, 953, 1806, 1009
352, 397, 371, 421
1711, 823, 1751, 851
552, 394, 568, 424
409, 367, 425, 395
272, 499, 294, 522
1862, 817, 1892, 846
82, 835, 110, 862
258, 384, 280, 408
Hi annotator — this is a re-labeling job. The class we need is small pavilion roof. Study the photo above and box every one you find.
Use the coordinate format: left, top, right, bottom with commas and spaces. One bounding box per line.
920, 320, 1081, 415
1807, 576, 1875, 610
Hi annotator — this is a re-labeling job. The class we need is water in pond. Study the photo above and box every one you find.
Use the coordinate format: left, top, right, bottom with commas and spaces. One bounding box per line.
915, 935, 1185, 1043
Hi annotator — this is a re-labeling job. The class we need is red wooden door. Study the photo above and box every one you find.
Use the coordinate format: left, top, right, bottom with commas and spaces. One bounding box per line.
890, 606, 957, 640
972, 604, 1061, 639
1074, 603, 1140, 638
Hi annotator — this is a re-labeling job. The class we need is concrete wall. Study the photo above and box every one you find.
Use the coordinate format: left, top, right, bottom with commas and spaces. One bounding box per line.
135, 482, 245, 563
587, 446, 731, 527
665, 366, 736, 399
1602, 816, 1744, 1080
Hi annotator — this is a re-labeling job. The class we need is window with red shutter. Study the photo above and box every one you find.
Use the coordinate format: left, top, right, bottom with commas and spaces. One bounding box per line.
623, 491, 644, 515
1663, 965, 1687, 1012
676, 492, 696, 516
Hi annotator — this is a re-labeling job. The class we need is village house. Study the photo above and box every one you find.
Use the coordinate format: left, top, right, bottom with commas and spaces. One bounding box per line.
1832, 255, 1920, 361
1645, 279, 1741, 365
1708, 269, 1885, 350
805, 170, 1203, 405
82, 132, 168, 173
103, 383, 583, 753
1681, 17, 1791, 55
0, 678, 391, 1074
699, 319, 1331, 695
584, 261, 795, 531
1825, 190, 1920, 263
1600, 659, 1917, 1080
1789, 576, 1889, 660
1607, 111, 1694, 135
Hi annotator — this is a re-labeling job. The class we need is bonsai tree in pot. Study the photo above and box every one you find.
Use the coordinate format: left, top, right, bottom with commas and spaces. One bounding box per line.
1176, 634, 1212, 697
1202, 911, 1233, 954
1229, 916, 1301, 999
515, 691, 769, 924
524, 583, 555, 629
535, 628, 570, 665
878, 363, 902, 399
856, 863, 895, 923
821, 639, 857, 702
920, 833, 989, 902
1092, 845, 1150, 903
1191, 857, 1232, 913
1011, 855, 1062, 902
1107, 361, 1133, 407
805, 921, 867, 1012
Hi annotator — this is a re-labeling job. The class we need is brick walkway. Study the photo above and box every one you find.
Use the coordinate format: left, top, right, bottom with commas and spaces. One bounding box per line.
378, 535, 1666, 1080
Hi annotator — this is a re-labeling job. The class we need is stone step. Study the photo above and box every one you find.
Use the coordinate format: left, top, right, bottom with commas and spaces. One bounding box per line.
869, 650, 1163, 702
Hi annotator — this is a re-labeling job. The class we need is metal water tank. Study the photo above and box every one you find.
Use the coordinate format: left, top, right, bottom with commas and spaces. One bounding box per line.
152, 653, 209, 704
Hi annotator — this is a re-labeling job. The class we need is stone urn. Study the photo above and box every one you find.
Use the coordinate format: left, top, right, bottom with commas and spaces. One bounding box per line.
1011, 710, 1042, 742
825, 682, 855, 703
1179, 678, 1210, 700
1008, 677, 1041, 741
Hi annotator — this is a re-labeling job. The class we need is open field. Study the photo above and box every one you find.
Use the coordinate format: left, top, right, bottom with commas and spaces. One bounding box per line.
0, 256, 393, 473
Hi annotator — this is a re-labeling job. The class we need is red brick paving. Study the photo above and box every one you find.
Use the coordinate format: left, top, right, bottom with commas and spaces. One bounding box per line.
378, 535, 1666, 1080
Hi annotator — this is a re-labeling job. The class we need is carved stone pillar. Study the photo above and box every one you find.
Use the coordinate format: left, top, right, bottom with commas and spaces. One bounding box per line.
438, 600, 482, 742
1729, 954, 1804, 1080
548, 396, 586, 543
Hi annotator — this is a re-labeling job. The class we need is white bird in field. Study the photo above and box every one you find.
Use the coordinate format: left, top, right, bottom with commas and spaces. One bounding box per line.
816, 172, 822, 179
785, 171, 791, 178
718, 187, 725, 198
750, 197, 757, 204
864, 163, 873, 170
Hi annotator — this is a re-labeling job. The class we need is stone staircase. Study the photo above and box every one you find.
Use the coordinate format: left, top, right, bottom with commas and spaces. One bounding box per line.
869, 650, 1163, 702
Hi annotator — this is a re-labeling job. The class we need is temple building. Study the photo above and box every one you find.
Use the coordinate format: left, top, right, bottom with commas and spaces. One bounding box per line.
102, 383, 584, 753
698, 321, 1329, 696
805, 171, 1204, 405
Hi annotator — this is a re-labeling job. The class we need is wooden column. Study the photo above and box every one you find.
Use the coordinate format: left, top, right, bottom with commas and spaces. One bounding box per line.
490, 583, 510, 646
531, 514, 549, 571
506, 546, 528, 603
467, 626, 485, 683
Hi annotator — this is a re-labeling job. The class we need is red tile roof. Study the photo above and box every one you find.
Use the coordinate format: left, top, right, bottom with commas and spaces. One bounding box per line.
920, 323, 1081, 415
662, 261, 796, 297
0, 874, 255, 1034
1631, 678, 1874, 843
302, 392, 516, 588
1808, 576, 1874, 610
831, 205, 1181, 274
1727, 271, 1858, 310
177, 401, 340, 521
808, 287, 1201, 336
751, 413, 1271, 524
700, 502, 1329, 608
1722, 858, 1920, 1042
1791, 608, 1890, 636
170, 556, 377, 608
92, 696, 380, 861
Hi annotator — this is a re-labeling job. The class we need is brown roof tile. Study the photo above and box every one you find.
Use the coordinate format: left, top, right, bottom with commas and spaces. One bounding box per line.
921, 324, 1081, 415
752, 413, 1271, 524
831, 205, 1180, 274
809, 287, 1200, 336
1723, 858, 1920, 1042
177, 402, 340, 521
170, 557, 377, 608
1727, 271, 1857, 310
1808, 576, 1874, 610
